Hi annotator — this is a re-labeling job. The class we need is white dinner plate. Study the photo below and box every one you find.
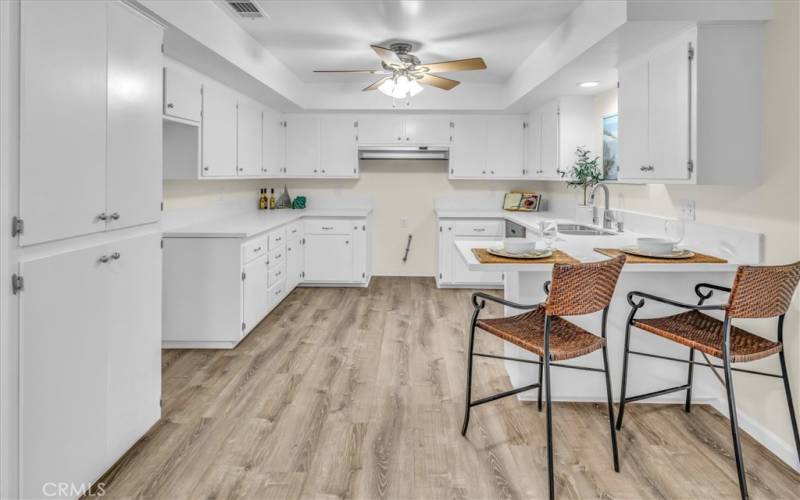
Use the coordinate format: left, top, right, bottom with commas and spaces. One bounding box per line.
487, 248, 553, 259
620, 246, 695, 259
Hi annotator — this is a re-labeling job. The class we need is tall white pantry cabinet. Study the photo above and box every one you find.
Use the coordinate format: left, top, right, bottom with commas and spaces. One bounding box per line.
13, 1, 164, 498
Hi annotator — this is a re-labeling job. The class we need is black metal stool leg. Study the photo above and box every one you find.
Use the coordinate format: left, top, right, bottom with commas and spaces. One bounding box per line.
461, 308, 480, 436
543, 318, 555, 500
537, 355, 543, 412
685, 348, 695, 412
616, 319, 634, 431
722, 341, 748, 500
778, 348, 800, 465
602, 343, 620, 472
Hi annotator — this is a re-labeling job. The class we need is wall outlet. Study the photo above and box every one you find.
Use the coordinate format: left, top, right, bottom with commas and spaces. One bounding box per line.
678, 199, 695, 221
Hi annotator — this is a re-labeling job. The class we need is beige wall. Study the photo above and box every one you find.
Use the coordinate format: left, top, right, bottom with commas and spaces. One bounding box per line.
165, 0, 799, 460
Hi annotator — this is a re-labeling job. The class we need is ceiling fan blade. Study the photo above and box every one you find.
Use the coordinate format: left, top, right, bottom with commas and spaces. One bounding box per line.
371, 45, 404, 68
416, 58, 487, 73
313, 69, 386, 74
362, 77, 389, 91
417, 74, 460, 90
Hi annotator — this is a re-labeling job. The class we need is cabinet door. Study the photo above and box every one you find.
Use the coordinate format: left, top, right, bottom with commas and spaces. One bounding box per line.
262, 108, 284, 176
285, 115, 320, 176
352, 221, 367, 282
243, 255, 270, 334
202, 83, 237, 177
450, 116, 487, 178
106, 2, 163, 230
437, 224, 454, 283
648, 37, 691, 181
106, 233, 161, 461
618, 61, 650, 180
526, 110, 542, 178
19, 245, 109, 498
164, 66, 201, 122
304, 234, 353, 282
286, 238, 304, 290
320, 116, 358, 177
357, 115, 404, 144
237, 99, 263, 177
404, 117, 452, 144
539, 101, 561, 179
20, 0, 108, 246
487, 117, 525, 178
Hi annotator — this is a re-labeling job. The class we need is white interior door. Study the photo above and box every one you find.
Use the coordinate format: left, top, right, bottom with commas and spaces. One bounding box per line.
19, 0, 108, 245
106, 233, 162, 461
202, 83, 237, 177
539, 101, 561, 178
304, 234, 353, 282
237, 99, 263, 177
284, 116, 320, 176
404, 117, 452, 144
487, 117, 525, 177
243, 255, 270, 334
320, 116, 357, 177
450, 116, 487, 178
648, 37, 691, 181
618, 60, 650, 180
262, 108, 284, 176
19, 245, 109, 498
106, 2, 163, 230
357, 115, 404, 144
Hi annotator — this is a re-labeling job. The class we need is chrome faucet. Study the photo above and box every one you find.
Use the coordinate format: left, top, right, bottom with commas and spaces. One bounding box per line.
588, 182, 614, 230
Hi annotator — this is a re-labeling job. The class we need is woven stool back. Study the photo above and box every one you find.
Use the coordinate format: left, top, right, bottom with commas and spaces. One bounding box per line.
727, 261, 800, 318
545, 255, 626, 316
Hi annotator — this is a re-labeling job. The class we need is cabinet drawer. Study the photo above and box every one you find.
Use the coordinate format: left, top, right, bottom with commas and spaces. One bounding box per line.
285, 221, 303, 240
305, 220, 353, 235
242, 236, 268, 264
453, 220, 504, 237
268, 228, 286, 248
269, 266, 286, 290
268, 245, 286, 268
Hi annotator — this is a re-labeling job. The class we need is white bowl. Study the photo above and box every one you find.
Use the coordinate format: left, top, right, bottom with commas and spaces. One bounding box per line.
637, 237, 674, 255
503, 238, 537, 254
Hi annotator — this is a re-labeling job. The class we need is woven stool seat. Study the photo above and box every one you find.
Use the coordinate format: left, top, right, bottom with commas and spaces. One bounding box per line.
633, 310, 781, 363
477, 304, 606, 361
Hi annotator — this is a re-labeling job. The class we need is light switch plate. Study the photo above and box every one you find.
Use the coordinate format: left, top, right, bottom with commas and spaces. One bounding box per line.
678, 199, 695, 221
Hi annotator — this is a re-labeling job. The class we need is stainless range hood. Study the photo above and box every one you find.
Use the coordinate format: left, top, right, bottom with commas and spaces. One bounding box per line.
358, 146, 449, 160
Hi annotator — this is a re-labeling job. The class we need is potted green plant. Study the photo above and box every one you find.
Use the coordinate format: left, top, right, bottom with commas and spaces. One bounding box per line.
558, 146, 603, 225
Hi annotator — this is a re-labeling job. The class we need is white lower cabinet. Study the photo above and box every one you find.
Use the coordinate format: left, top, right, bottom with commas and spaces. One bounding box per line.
437, 218, 504, 288
243, 254, 270, 335
303, 218, 370, 285
286, 233, 304, 290
19, 232, 161, 498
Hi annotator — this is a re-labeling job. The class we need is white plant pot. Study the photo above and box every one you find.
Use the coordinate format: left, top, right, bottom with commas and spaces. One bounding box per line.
575, 205, 595, 225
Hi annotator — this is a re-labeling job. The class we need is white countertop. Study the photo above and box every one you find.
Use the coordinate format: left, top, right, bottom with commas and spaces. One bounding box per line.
163, 208, 372, 239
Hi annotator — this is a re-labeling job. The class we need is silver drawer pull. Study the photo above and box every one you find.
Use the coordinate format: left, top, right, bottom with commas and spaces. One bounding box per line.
275, 270, 281, 276
473, 228, 486, 232
275, 236, 282, 241
274, 253, 282, 259
275, 289, 282, 295
253, 246, 262, 253
640, 165, 655, 172
321, 226, 333, 230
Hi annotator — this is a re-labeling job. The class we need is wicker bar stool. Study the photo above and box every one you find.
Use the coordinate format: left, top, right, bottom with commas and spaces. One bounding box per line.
461, 255, 626, 500
616, 262, 800, 500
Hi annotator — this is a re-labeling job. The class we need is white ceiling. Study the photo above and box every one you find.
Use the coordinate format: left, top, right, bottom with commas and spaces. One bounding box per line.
221, 0, 582, 84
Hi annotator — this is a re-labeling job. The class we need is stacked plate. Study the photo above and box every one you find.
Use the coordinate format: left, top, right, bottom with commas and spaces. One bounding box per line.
620, 238, 694, 259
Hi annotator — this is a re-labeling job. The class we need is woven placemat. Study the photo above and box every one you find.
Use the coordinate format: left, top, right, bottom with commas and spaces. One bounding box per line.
472, 248, 579, 265
594, 248, 728, 264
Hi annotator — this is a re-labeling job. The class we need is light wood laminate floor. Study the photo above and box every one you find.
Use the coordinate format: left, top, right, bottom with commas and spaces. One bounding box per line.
97, 277, 799, 499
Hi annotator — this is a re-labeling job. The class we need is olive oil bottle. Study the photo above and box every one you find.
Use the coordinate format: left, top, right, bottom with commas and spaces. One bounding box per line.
269, 188, 276, 209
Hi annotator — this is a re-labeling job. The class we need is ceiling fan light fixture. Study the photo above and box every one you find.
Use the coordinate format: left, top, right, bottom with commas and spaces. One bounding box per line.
378, 74, 424, 99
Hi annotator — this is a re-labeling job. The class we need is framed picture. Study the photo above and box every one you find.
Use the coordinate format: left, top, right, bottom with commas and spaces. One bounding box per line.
503, 192, 541, 212
602, 114, 619, 181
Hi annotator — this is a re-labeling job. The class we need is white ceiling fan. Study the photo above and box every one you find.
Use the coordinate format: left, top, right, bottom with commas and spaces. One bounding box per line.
313, 42, 487, 104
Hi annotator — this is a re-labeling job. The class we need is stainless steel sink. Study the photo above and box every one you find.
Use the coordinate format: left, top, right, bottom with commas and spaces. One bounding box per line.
556, 223, 615, 236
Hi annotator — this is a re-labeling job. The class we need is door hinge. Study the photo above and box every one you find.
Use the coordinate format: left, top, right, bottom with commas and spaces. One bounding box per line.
439, 273, 442, 279
523, 122, 528, 129
688, 42, 695, 61
242, 271, 246, 280
362, 272, 365, 278
11, 216, 23, 237
160, 239, 164, 249
242, 322, 246, 331
449, 121, 454, 128
160, 201, 164, 212
161, 43, 164, 53
362, 224, 366, 231
354, 168, 357, 174
354, 121, 358, 127
687, 160, 694, 173
439, 226, 442, 232
12, 274, 23, 295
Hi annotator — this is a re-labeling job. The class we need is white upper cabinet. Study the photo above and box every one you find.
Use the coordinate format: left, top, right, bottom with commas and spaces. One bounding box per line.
284, 115, 321, 176
106, 2, 163, 231
262, 107, 284, 176
618, 60, 650, 181
404, 117, 452, 144
201, 83, 237, 177
236, 98, 263, 177
450, 116, 487, 178
486, 117, 525, 178
357, 115, 404, 143
19, 1, 163, 246
525, 108, 542, 178
320, 116, 358, 177
163, 65, 202, 122
528, 97, 593, 180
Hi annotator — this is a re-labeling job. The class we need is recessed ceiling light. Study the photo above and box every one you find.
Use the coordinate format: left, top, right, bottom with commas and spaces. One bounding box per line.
578, 81, 600, 88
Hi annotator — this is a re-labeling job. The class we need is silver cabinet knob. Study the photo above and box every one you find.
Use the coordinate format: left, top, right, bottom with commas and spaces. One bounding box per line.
482, 170, 486, 174
110, 252, 121, 260
406, 137, 410, 141
110, 212, 120, 220
98, 255, 110, 263
203, 166, 210, 171
166, 103, 174, 108
97, 213, 108, 221
321, 169, 326, 174
238, 167, 243, 172
397, 137, 402, 141
313, 169, 318, 173
490, 170, 495, 174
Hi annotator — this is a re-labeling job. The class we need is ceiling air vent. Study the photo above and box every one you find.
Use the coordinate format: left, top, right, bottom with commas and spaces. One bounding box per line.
225, 0, 265, 19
